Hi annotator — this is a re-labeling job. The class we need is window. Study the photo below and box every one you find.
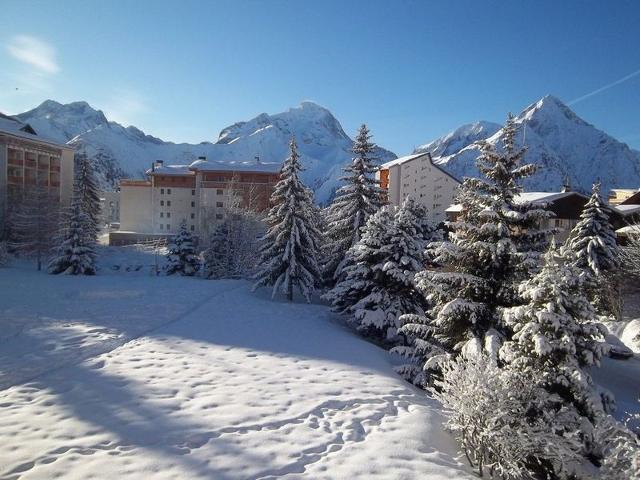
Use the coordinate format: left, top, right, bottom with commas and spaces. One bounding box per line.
216, 189, 223, 195
190, 213, 195, 219
160, 224, 163, 230
191, 201, 195, 207
160, 200, 164, 206
167, 212, 171, 218
192, 189, 195, 195
167, 224, 171, 230
160, 212, 164, 218
216, 202, 223, 208
216, 214, 223, 220
167, 189, 172, 194
167, 201, 171, 206
161, 188, 165, 194
190, 225, 195, 231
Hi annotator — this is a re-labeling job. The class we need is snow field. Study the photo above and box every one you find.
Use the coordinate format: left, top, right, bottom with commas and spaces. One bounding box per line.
0, 264, 473, 480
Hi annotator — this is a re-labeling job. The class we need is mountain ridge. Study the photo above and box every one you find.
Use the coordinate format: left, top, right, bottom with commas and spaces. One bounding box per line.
14, 100, 396, 202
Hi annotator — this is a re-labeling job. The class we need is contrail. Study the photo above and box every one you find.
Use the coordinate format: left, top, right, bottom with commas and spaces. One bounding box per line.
568, 68, 640, 105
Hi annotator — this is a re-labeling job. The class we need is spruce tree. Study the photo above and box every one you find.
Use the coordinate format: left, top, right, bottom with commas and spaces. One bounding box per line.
395, 115, 552, 385
501, 244, 609, 418
165, 221, 200, 276
424, 114, 550, 351
74, 153, 102, 245
48, 192, 97, 275
253, 138, 322, 302
500, 244, 612, 474
326, 197, 430, 340
566, 182, 620, 317
323, 124, 384, 286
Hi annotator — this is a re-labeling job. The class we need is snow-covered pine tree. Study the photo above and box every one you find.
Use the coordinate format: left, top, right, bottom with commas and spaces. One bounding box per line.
74, 153, 102, 245
48, 191, 97, 275
414, 114, 550, 353
323, 124, 384, 286
326, 196, 431, 340
253, 138, 322, 302
566, 182, 621, 317
500, 244, 613, 475
501, 243, 609, 418
165, 220, 200, 276
202, 221, 233, 279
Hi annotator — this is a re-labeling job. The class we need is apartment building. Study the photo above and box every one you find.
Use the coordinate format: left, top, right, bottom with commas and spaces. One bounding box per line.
112, 157, 279, 245
0, 113, 74, 215
377, 152, 460, 224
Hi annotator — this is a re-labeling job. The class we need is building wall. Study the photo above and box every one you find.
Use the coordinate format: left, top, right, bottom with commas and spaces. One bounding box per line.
383, 154, 459, 224
0, 135, 74, 216
119, 182, 152, 233
151, 183, 198, 235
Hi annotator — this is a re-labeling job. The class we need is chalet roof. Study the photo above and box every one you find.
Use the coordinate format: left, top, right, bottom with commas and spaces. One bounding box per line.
620, 190, 640, 205
445, 191, 588, 213
0, 114, 72, 150
613, 204, 640, 216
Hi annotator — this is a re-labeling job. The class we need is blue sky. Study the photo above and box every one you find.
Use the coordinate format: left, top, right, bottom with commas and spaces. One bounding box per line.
1, 0, 640, 154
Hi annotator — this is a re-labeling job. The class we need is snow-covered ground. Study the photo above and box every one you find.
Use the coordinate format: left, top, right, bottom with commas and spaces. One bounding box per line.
0, 252, 474, 480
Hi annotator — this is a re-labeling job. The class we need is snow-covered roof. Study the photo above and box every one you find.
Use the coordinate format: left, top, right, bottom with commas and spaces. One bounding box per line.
0, 114, 72, 150
446, 191, 587, 213
147, 164, 193, 176
515, 191, 581, 204
380, 152, 426, 169
189, 159, 280, 173
616, 225, 640, 235
613, 204, 640, 216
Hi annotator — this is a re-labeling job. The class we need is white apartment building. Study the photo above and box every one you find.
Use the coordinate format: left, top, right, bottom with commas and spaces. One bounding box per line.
112, 158, 279, 245
377, 152, 460, 224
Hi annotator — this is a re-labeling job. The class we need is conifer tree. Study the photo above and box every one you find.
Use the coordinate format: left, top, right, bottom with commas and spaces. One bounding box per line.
326, 196, 431, 340
253, 138, 322, 302
323, 124, 384, 285
165, 221, 200, 276
74, 153, 102, 244
501, 244, 609, 420
416, 115, 550, 352
566, 183, 620, 317
48, 192, 97, 275
202, 221, 234, 279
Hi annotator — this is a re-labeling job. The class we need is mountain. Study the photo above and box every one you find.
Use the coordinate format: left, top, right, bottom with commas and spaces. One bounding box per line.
15, 100, 396, 203
418, 95, 640, 195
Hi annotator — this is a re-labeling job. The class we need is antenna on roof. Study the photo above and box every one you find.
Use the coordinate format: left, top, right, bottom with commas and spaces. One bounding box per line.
255, 155, 260, 165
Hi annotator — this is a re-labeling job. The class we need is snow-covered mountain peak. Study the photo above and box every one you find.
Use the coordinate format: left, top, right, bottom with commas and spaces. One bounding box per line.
425, 95, 640, 195
14, 99, 395, 202
415, 120, 501, 158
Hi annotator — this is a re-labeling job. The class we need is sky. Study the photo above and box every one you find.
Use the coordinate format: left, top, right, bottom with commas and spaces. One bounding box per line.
1, 0, 640, 154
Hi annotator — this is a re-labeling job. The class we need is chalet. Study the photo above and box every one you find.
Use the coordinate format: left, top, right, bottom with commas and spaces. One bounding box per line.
445, 191, 590, 242
112, 157, 279, 245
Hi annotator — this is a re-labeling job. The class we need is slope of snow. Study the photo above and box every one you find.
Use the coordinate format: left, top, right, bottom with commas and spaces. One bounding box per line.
414, 121, 501, 158
0, 250, 473, 480
16, 101, 396, 203
425, 96, 640, 195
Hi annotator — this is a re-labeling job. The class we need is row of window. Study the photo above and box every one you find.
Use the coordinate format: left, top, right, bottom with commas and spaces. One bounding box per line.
160, 212, 197, 220
159, 224, 196, 232
159, 187, 226, 196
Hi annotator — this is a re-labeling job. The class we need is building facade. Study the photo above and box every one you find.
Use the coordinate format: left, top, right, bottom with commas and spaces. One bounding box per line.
0, 114, 74, 217
113, 158, 279, 245
377, 152, 460, 224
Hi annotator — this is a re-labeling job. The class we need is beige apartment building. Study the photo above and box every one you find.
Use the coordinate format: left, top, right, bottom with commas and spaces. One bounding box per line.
0, 113, 74, 216
113, 157, 279, 245
377, 152, 460, 224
